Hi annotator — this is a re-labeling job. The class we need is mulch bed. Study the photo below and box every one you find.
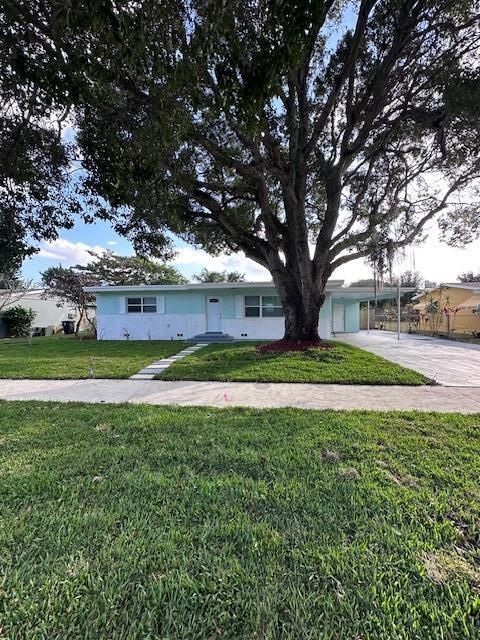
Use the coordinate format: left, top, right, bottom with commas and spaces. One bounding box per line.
256, 339, 332, 354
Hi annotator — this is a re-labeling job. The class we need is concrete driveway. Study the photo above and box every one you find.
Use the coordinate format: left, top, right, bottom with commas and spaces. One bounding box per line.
339, 331, 480, 386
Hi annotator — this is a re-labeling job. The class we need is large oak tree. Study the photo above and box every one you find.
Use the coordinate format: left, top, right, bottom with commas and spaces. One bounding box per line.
0, 1, 89, 271
5, 1, 480, 339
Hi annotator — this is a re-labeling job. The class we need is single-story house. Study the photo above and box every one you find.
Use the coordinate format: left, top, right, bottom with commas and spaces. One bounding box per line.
85, 280, 409, 341
412, 282, 480, 335
0, 289, 93, 337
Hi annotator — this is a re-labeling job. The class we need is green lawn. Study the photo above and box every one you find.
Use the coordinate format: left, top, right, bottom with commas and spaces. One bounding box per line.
157, 341, 431, 385
1, 401, 479, 638
0, 336, 186, 379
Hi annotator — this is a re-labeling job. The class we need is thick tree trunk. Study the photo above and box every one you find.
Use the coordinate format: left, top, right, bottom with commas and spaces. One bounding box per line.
283, 296, 323, 341
272, 268, 326, 342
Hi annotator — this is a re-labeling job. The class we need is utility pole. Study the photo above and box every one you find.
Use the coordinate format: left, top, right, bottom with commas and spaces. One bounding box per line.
397, 279, 401, 342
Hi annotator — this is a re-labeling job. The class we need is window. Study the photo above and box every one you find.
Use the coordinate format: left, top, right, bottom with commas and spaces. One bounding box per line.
245, 295, 260, 317
244, 295, 283, 318
262, 295, 283, 317
127, 296, 157, 313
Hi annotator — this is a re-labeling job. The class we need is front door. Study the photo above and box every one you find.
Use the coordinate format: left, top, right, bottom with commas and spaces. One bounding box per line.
206, 297, 222, 332
333, 304, 345, 333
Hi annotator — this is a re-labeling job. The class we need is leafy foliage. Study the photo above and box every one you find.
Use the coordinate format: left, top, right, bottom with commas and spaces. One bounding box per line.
458, 271, 480, 283
1, 305, 36, 337
0, 2, 93, 266
76, 250, 187, 286
193, 268, 245, 283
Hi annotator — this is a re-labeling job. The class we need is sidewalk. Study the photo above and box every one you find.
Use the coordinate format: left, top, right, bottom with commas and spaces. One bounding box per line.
0, 379, 479, 412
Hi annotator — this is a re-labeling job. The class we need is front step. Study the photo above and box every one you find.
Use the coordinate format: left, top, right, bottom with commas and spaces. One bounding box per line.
188, 332, 234, 343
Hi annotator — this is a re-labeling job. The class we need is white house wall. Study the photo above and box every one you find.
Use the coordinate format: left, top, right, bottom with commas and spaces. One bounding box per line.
97, 312, 331, 341
96, 313, 206, 341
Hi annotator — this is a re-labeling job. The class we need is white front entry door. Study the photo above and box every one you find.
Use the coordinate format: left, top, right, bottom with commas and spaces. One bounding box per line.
206, 297, 222, 332
333, 304, 345, 333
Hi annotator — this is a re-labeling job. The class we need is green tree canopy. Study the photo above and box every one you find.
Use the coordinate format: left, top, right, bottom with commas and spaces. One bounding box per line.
458, 271, 480, 283
193, 269, 245, 283
5, 1, 480, 339
76, 251, 188, 286
0, 2, 94, 268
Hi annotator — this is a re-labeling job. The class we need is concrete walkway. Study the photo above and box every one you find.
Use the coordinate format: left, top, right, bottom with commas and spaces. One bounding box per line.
339, 331, 480, 387
130, 343, 207, 380
0, 379, 479, 412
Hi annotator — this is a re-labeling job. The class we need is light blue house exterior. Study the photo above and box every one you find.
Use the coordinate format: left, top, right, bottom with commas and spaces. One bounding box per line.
85, 280, 398, 341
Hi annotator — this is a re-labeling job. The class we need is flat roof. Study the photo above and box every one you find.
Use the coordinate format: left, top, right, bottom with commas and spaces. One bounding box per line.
84, 280, 345, 293
84, 280, 414, 302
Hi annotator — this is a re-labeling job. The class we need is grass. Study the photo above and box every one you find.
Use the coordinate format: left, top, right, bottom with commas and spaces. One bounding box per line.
157, 340, 431, 385
1, 402, 480, 638
0, 335, 186, 379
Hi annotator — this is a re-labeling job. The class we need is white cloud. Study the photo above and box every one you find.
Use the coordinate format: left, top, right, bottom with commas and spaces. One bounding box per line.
38, 238, 106, 265
172, 227, 480, 287
333, 224, 480, 285
173, 246, 270, 281
107, 240, 117, 246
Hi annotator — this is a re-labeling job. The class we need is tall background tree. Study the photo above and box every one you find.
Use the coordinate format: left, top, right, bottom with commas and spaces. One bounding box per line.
4, 1, 480, 340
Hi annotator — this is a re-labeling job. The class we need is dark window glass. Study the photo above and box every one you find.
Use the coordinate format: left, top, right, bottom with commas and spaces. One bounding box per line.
127, 304, 141, 313
262, 306, 283, 317
245, 306, 260, 317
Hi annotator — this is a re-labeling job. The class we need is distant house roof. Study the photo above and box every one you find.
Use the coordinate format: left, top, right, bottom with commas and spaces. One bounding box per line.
441, 282, 480, 291
412, 282, 480, 301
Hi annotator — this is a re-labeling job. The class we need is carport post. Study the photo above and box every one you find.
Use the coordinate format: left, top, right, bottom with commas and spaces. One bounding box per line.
397, 279, 401, 342
367, 300, 370, 334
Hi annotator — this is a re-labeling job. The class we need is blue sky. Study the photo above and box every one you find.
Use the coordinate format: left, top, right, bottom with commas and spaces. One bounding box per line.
22, 211, 479, 287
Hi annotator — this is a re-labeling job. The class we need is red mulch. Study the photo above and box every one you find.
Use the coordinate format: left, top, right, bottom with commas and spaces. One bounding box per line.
256, 339, 332, 354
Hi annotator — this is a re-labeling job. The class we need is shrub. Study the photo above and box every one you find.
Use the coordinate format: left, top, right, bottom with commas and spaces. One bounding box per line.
1, 305, 36, 337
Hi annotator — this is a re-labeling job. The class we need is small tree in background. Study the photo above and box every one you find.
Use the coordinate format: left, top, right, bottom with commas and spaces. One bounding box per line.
1, 305, 36, 337
76, 251, 188, 286
0, 269, 34, 313
399, 271, 423, 304
193, 269, 245, 283
41, 266, 99, 336
458, 271, 480, 283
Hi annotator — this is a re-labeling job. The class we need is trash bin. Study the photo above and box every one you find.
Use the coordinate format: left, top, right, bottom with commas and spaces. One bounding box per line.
62, 320, 75, 334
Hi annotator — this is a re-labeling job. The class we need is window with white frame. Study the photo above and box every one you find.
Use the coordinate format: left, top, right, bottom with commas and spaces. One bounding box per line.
126, 296, 157, 313
244, 295, 283, 318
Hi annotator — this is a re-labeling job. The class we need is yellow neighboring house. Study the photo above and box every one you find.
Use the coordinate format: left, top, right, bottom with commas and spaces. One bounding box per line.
412, 283, 480, 336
